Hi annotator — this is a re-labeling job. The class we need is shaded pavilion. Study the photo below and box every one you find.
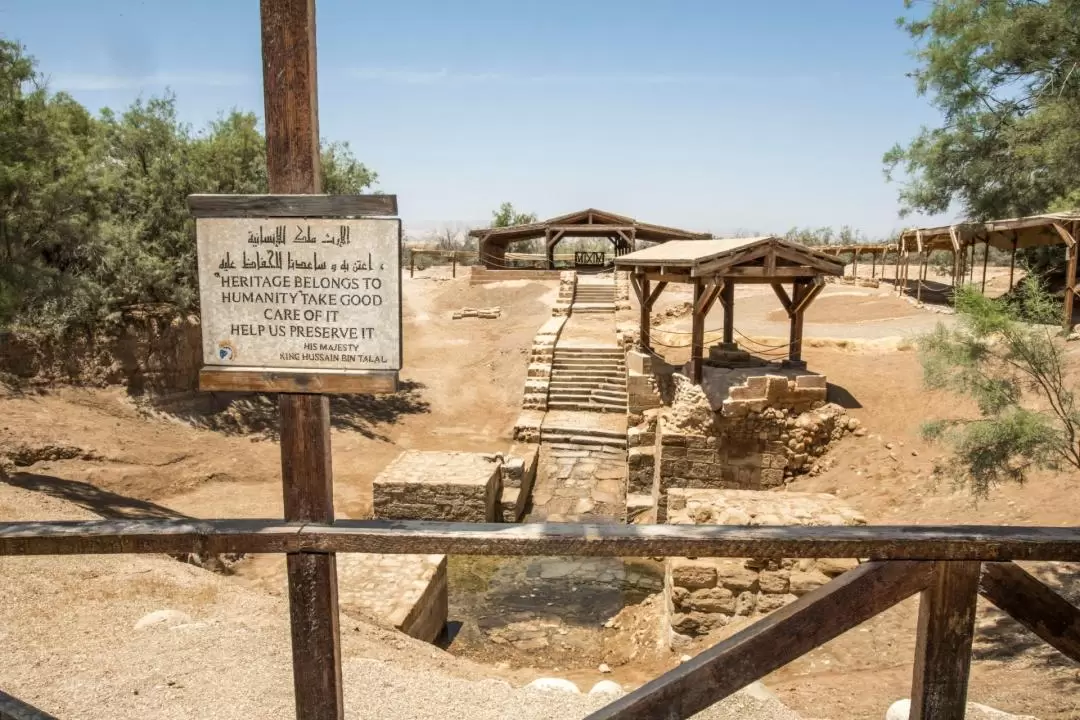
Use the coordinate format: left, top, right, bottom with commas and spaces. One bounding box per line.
815, 243, 899, 281
615, 236, 845, 382
469, 208, 711, 270
897, 212, 1080, 329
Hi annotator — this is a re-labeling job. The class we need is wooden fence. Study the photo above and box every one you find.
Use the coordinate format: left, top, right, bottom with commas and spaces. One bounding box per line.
2, 519, 1079, 719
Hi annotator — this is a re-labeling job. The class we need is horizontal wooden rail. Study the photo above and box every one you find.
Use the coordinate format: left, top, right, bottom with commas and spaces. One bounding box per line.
2, 519, 1080, 560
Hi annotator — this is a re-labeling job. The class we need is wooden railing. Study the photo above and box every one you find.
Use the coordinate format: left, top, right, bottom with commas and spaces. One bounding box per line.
575, 250, 607, 267
2, 519, 1079, 720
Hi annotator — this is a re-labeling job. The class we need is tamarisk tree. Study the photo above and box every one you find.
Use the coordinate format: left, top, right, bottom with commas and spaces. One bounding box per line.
920, 278, 1079, 495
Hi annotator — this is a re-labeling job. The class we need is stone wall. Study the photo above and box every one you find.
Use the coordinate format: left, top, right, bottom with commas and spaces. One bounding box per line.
337, 553, 448, 643
499, 442, 539, 522
652, 373, 856, 521
373, 451, 502, 523
522, 315, 568, 410
552, 271, 576, 317
663, 489, 864, 642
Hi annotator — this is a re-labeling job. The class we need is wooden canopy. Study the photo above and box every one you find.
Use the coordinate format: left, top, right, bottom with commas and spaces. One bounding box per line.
469, 208, 711, 270
895, 213, 1080, 329
815, 243, 900, 282
615, 236, 845, 382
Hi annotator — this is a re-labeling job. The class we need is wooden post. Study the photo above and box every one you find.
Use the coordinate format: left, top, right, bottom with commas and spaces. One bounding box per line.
981, 238, 989, 293
260, 1, 344, 719
721, 281, 735, 347
871, 251, 877, 279
1065, 243, 1078, 332
852, 250, 858, 281
1008, 236, 1017, 292
910, 561, 981, 720
638, 271, 651, 352
690, 279, 705, 383
969, 242, 976, 284
451, 252, 456, 278
788, 281, 806, 366
917, 252, 927, 303
410, 248, 414, 278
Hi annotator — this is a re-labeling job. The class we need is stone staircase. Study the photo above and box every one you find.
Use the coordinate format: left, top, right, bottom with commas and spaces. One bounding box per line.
547, 347, 627, 413
571, 280, 616, 313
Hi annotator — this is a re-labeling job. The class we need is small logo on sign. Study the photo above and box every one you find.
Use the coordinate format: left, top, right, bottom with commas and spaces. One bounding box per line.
217, 341, 235, 362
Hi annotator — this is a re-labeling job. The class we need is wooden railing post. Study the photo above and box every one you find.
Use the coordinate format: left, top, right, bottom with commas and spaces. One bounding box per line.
910, 561, 981, 720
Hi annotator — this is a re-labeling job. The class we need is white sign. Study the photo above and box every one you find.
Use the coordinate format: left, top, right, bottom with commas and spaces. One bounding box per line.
196, 217, 401, 371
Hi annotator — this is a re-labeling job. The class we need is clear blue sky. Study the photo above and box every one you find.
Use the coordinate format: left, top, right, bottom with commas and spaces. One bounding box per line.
3, 0, 949, 239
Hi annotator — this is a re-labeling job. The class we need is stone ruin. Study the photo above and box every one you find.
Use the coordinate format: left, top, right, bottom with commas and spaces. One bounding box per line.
663, 489, 864, 643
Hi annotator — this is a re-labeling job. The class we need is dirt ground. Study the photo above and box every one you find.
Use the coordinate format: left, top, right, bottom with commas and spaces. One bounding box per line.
2, 264, 1079, 719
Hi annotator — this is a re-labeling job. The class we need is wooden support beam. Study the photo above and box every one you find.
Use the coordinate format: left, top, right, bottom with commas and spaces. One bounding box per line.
586, 561, 934, 720
979, 562, 1080, 663
1065, 243, 1078, 332
788, 281, 806, 365
637, 271, 651, 352
721, 282, 735, 345
690, 280, 705, 383
871, 251, 877, 279
770, 283, 792, 313
852, 248, 859, 281
720, 266, 820, 279
695, 281, 724, 317
792, 280, 825, 317
629, 272, 644, 303
1008, 234, 1018, 291
646, 281, 668, 308
260, 2, 344, 718
917, 252, 927, 303
910, 561, 981, 720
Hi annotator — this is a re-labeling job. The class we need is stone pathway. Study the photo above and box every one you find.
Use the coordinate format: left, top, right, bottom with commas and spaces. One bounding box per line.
528, 441, 628, 522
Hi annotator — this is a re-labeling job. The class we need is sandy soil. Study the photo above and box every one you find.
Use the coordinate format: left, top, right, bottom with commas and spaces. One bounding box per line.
2, 265, 1079, 719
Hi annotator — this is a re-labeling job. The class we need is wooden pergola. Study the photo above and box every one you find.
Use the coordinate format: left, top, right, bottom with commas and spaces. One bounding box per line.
615, 237, 845, 382
897, 212, 1080, 329
468, 208, 711, 270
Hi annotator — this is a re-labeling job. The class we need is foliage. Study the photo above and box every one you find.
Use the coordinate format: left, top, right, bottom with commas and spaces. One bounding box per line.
783, 226, 878, 246
885, 0, 1080, 222
490, 201, 537, 228
0, 41, 377, 335
919, 277, 1079, 495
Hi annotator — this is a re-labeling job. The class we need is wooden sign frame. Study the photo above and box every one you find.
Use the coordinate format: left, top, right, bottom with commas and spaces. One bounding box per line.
188, 193, 402, 395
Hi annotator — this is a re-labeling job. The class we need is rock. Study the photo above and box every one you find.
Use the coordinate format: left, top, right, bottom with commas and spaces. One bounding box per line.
816, 557, 860, 576
758, 570, 790, 594
134, 609, 191, 630
525, 678, 580, 694
854, 427, 867, 437
885, 699, 1038, 720
598, 663, 612, 674
679, 654, 692, 663
669, 560, 717, 590
885, 442, 896, 450
589, 680, 624, 698
789, 569, 830, 595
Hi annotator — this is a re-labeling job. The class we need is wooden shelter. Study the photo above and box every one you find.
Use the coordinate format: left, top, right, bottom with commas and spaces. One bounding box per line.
615, 236, 845, 382
897, 213, 1080, 329
815, 243, 899, 281
468, 208, 711, 270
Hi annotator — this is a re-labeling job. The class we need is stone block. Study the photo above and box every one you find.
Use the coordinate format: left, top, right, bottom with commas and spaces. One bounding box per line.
758, 570, 790, 594
669, 559, 717, 590
789, 570, 830, 595
684, 587, 735, 614
373, 451, 501, 523
755, 593, 798, 614
816, 557, 860, 576
716, 563, 759, 593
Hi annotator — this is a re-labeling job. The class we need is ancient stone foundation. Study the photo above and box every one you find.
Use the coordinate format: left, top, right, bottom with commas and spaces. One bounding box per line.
337, 553, 448, 643
663, 489, 864, 643
649, 372, 857, 522
499, 442, 539, 522
522, 315, 568, 410
373, 450, 502, 523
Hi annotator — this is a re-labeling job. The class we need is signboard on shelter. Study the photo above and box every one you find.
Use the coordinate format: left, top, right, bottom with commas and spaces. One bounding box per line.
188, 194, 401, 394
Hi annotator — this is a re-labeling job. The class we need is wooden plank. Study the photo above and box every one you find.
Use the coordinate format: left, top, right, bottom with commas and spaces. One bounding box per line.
637, 273, 650, 351
0, 690, 62, 720
587, 561, 934, 720
910, 561, 981, 720
690, 280, 705, 383
979, 561, 1080, 662
645, 272, 690, 284
792, 280, 825, 316
722, 266, 819, 278
6, 521, 1080, 560
187, 194, 398, 218
721, 282, 734, 345
261, 2, 344, 719
772, 244, 844, 275
200, 368, 398, 394
788, 282, 806, 364
696, 281, 724, 317
645, 281, 668, 308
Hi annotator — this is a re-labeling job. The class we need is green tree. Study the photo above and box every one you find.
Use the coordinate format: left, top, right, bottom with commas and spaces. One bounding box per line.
490, 201, 537, 228
919, 277, 1079, 496
885, 0, 1080, 220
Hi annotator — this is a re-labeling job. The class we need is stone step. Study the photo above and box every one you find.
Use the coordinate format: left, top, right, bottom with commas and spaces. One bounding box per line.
542, 433, 628, 449
551, 374, 625, 384
555, 345, 622, 353
546, 401, 626, 413
592, 388, 628, 400
553, 350, 624, 359
551, 365, 624, 373
548, 382, 625, 392
551, 355, 625, 364
543, 424, 626, 440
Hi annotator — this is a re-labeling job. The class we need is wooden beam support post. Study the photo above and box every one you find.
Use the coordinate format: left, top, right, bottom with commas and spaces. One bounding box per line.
916, 252, 927, 303
981, 237, 989, 293
1066, 243, 1078, 332
1008, 234, 1018, 292
260, 1, 344, 718
690, 279, 705, 383
910, 561, 981, 720
409, 248, 414, 278
636, 270, 651, 352
721, 281, 735, 346
787, 280, 807, 367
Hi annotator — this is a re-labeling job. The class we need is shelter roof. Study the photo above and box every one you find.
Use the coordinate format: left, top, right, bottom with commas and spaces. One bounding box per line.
468, 207, 711, 244
900, 212, 1080, 253
614, 236, 844, 279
